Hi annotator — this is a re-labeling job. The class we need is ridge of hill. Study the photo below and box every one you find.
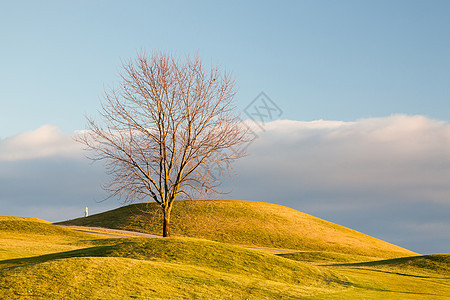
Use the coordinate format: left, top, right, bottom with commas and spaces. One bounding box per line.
58, 200, 416, 259
0, 216, 89, 237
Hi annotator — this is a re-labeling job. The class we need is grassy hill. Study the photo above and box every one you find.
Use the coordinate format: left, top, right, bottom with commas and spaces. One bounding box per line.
0, 216, 348, 299
2, 202, 449, 299
0, 216, 104, 260
58, 200, 416, 259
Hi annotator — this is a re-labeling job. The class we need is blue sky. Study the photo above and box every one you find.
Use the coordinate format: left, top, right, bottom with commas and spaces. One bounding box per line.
1, 0, 450, 137
1, 1, 449, 254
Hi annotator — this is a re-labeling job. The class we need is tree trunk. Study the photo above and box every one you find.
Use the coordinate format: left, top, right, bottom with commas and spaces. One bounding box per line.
162, 211, 170, 237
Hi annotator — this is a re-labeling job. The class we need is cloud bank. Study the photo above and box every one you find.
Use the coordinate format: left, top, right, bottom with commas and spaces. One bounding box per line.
0, 115, 449, 254
0, 125, 80, 162
235, 115, 450, 205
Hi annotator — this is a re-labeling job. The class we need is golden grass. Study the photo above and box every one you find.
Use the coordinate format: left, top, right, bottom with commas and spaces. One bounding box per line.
329, 254, 450, 277
0, 217, 350, 299
0, 257, 346, 299
0, 217, 109, 260
1, 207, 449, 299
278, 251, 381, 264
59, 200, 416, 259
312, 268, 450, 299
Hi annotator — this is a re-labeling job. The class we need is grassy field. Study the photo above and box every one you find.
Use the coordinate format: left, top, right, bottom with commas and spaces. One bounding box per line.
0, 217, 349, 299
58, 200, 416, 259
283, 252, 450, 299
2, 201, 449, 299
0, 216, 107, 260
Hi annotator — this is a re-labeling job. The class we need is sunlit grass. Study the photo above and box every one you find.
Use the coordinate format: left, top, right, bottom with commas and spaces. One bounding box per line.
278, 251, 380, 264
0, 257, 346, 299
329, 254, 450, 277
0, 216, 108, 260
309, 255, 450, 299
311, 268, 450, 300
2, 205, 449, 299
59, 200, 416, 259
0, 236, 346, 285
0, 217, 349, 298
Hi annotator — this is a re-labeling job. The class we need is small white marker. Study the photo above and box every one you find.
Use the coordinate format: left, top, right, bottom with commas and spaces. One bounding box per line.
85, 207, 89, 217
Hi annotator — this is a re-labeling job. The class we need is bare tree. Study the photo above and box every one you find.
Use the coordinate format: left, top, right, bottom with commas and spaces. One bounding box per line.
78, 52, 251, 237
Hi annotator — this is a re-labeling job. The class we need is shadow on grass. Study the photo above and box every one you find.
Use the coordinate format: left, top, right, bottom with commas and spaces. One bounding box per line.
323, 254, 450, 279
0, 245, 116, 270
350, 282, 448, 297
339, 267, 449, 279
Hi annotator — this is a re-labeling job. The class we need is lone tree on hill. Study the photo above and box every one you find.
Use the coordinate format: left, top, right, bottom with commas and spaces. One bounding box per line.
78, 52, 251, 237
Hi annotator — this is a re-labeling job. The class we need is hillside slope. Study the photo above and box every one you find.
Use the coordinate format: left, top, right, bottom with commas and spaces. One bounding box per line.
0, 218, 349, 299
58, 200, 416, 258
2, 209, 448, 299
0, 216, 104, 260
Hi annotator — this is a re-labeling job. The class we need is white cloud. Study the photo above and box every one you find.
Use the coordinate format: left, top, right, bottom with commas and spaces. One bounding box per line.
0, 125, 82, 162
233, 114, 450, 205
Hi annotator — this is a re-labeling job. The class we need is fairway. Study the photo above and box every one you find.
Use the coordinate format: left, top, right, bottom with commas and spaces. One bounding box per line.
58, 200, 417, 259
1, 201, 449, 298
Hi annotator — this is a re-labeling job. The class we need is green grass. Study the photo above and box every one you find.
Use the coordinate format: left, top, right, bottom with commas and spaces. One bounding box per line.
0, 237, 346, 286
0, 216, 107, 260
98, 237, 346, 285
277, 252, 450, 298
311, 268, 450, 300
0, 257, 347, 299
58, 200, 416, 259
2, 204, 449, 299
308, 255, 450, 299
0, 217, 350, 299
